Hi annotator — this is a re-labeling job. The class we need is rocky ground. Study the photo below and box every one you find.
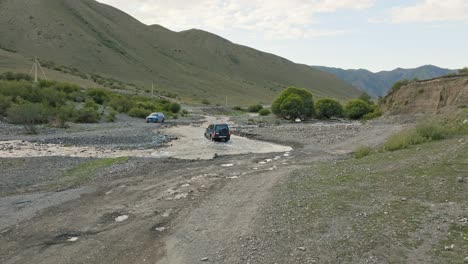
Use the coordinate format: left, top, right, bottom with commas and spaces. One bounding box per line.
0, 112, 467, 264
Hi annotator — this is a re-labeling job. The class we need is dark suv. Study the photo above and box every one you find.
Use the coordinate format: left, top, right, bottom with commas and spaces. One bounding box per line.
204, 123, 231, 142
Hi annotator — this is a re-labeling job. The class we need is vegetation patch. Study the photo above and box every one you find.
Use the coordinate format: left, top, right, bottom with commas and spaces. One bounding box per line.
61, 157, 129, 188
0, 73, 181, 131
353, 145, 372, 159
383, 115, 467, 151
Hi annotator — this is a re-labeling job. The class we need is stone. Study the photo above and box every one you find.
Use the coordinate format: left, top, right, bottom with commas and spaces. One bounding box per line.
464, 257, 468, 263
297, 247, 306, 251
201, 257, 209, 261
115, 215, 129, 222
457, 177, 464, 183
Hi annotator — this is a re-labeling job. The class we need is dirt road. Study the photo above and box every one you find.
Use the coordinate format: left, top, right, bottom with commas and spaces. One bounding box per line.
0, 115, 404, 263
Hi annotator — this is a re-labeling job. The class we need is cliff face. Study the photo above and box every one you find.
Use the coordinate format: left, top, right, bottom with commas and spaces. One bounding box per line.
381, 75, 468, 115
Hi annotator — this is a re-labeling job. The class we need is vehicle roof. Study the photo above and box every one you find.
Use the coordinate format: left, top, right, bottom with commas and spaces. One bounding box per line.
211, 123, 229, 126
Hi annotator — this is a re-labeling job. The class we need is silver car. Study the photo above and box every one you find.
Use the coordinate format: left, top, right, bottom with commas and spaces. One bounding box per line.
146, 112, 165, 123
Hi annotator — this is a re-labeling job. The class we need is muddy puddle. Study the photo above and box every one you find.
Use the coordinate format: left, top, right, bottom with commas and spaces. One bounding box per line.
0, 118, 292, 159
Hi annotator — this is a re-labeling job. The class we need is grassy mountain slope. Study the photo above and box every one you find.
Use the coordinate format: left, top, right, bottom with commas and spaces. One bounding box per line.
314, 65, 455, 97
0, 0, 360, 105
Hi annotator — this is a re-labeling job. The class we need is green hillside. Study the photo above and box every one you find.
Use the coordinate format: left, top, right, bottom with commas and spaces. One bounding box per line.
314, 65, 455, 97
0, 0, 361, 105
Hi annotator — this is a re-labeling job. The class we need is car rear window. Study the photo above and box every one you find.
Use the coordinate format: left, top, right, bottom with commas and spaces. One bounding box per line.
215, 124, 229, 131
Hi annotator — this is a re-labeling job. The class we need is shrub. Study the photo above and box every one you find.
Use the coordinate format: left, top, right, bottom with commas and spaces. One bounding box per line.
458, 67, 468, 74
0, 95, 11, 116
167, 102, 181, 113
6, 103, 47, 133
344, 99, 373, 120
358, 92, 373, 105
109, 95, 134, 113
76, 107, 100, 123
232, 106, 243, 111
107, 109, 118, 122
182, 109, 189, 115
0, 72, 32, 81
172, 114, 179, 119
390, 79, 412, 93
415, 122, 446, 140
202, 99, 211, 105
54, 104, 77, 127
382, 130, 426, 151
84, 98, 99, 110
128, 107, 148, 118
259, 109, 271, 116
279, 94, 305, 120
353, 145, 372, 159
87, 88, 110, 105
248, 104, 263, 113
314, 98, 343, 119
272, 87, 314, 120
361, 105, 382, 121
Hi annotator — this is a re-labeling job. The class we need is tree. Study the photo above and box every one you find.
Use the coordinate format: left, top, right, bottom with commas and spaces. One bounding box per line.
458, 67, 468, 74
358, 92, 373, 105
279, 94, 304, 120
248, 104, 263, 113
344, 99, 373, 120
272, 87, 314, 120
314, 98, 343, 119
258, 108, 271, 116
6, 103, 47, 134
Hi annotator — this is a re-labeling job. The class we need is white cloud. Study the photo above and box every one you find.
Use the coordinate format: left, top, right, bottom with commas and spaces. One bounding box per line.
97, 0, 374, 38
391, 0, 468, 23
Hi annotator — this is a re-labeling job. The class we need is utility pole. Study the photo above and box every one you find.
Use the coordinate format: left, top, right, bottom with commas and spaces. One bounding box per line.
151, 81, 154, 98
29, 57, 47, 82
225, 96, 228, 107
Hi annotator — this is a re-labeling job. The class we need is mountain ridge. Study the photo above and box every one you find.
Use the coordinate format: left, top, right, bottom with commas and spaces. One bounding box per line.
0, 0, 361, 105
314, 65, 456, 97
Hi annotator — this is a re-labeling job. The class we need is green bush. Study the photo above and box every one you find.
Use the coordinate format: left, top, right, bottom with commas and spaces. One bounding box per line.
109, 95, 134, 113
202, 99, 211, 105
458, 67, 468, 74
128, 107, 148, 118
0, 72, 32, 81
248, 104, 263, 113
353, 145, 373, 159
0, 95, 11, 116
232, 106, 243, 111
361, 105, 382, 121
259, 108, 271, 116
344, 99, 373, 120
76, 107, 100, 123
6, 103, 47, 133
107, 109, 118, 122
272, 87, 314, 120
172, 114, 179, 120
167, 102, 181, 113
390, 79, 412, 93
382, 130, 427, 151
415, 122, 446, 140
84, 98, 99, 110
314, 98, 343, 119
87, 88, 110, 105
279, 94, 305, 120
358, 92, 374, 105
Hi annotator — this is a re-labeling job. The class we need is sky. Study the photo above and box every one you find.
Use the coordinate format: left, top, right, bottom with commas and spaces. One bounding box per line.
97, 0, 468, 72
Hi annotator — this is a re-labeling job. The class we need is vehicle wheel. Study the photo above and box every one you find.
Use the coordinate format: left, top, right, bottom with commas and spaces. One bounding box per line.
146, 121, 149, 123
162, 118, 165, 123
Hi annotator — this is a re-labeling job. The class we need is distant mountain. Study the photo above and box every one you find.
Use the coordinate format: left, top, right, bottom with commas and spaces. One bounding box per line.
314, 65, 456, 97
0, 0, 360, 105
